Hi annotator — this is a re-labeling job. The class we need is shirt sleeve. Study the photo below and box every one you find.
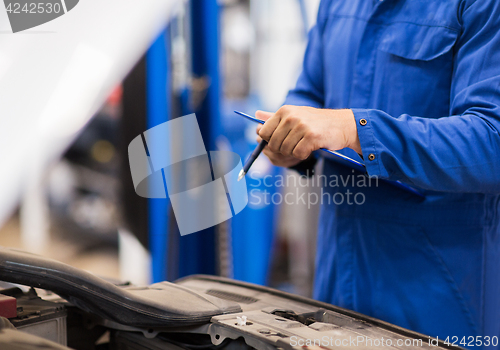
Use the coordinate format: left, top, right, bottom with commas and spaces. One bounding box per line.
354, 0, 500, 194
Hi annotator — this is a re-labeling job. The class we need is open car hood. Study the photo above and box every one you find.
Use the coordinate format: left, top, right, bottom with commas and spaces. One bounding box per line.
0, 247, 462, 349
0, 247, 241, 327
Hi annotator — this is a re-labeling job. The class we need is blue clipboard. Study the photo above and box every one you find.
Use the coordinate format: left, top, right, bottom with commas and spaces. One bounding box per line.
234, 111, 424, 198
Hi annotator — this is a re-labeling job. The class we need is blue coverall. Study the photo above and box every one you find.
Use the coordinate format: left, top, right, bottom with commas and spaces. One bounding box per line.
285, 0, 500, 347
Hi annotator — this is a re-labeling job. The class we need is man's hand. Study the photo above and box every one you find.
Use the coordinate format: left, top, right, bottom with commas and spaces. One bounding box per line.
256, 111, 303, 168
255, 106, 361, 167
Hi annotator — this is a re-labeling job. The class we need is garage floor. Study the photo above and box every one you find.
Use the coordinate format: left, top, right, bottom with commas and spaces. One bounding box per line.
0, 214, 120, 280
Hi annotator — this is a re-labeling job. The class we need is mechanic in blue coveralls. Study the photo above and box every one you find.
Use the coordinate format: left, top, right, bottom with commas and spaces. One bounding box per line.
256, 0, 500, 347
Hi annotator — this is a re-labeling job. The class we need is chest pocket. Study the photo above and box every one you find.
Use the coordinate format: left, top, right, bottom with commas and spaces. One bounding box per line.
374, 22, 459, 118
378, 22, 459, 61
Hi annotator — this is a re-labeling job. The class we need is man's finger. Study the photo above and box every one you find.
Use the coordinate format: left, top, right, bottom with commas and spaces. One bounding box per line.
280, 128, 304, 157
255, 110, 274, 121
267, 121, 292, 153
263, 147, 282, 163
259, 111, 282, 142
292, 138, 313, 160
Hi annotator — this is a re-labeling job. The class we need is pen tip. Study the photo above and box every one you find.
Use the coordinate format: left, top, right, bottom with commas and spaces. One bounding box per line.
238, 170, 245, 181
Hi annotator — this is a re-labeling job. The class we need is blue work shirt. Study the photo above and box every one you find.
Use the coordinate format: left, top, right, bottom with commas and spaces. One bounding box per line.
285, 0, 500, 347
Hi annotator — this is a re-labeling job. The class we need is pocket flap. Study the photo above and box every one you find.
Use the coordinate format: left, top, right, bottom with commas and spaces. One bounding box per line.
379, 23, 459, 61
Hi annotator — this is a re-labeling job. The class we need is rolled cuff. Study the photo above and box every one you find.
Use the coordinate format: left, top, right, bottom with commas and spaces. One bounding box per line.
351, 108, 386, 178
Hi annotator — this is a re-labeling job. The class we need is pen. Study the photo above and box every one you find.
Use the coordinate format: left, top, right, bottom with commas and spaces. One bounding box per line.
238, 139, 268, 181
234, 111, 267, 181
